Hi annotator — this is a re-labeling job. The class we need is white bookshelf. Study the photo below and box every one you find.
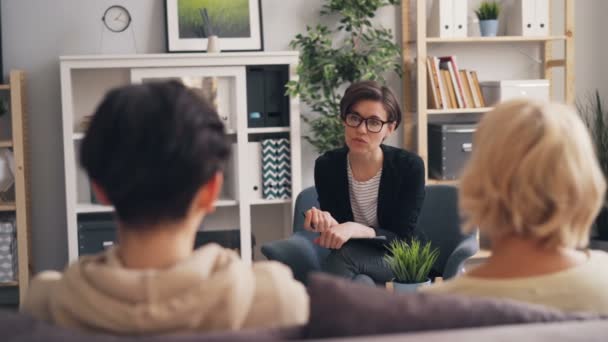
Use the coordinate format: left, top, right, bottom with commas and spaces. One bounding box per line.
60, 52, 302, 264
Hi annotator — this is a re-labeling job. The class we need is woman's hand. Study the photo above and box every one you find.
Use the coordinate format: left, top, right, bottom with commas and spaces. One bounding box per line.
303, 207, 338, 233
314, 222, 376, 249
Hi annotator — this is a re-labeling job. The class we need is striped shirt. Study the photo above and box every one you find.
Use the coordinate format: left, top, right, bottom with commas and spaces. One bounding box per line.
347, 158, 382, 228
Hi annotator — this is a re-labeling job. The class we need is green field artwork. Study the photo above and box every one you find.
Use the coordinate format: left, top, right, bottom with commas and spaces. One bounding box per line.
178, 0, 251, 38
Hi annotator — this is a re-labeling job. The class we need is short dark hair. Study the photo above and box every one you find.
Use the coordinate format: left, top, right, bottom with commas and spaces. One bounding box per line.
80, 81, 230, 227
339, 80, 402, 128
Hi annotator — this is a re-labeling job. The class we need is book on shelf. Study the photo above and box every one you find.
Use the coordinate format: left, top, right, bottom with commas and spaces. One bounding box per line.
464, 71, 480, 108
426, 57, 448, 109
439, 58, 465, 109
459, 70, 475, 109
426, 56, 487, 110
441, 70, 457, 109
470, 71, 486, 107
426, 58, 441, 109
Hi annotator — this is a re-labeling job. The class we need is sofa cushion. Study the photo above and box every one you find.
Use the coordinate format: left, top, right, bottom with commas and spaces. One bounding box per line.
0, 310, 304, 341
306, 273, 603, 339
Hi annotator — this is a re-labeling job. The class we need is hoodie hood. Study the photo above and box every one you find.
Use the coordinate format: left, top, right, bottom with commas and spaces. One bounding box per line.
48, 244, 256, 334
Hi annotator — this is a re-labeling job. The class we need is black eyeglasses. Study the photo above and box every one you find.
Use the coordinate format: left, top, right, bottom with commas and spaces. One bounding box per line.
344, 113, 391, 133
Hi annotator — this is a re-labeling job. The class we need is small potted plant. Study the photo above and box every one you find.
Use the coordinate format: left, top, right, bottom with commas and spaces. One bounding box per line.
384, 238, 439, 292
475, 1, 500, 37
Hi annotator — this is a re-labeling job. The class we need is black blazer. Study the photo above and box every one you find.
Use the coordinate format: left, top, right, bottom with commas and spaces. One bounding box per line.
314, 144, 426, 242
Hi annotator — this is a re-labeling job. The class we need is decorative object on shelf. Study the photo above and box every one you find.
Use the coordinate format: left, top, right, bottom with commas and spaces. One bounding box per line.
199, 8, 221, 53
165, 0, 263, 52
480, 79, 549, 106
428, 0, 467, 38
286, 0, 401, 153
182, 76, 219, 111
475, 1, 500, 37
0, 219, 17, 282
508, 0, 549, 37
384, 238, 439, 292
102, 5, 132, 33
261, 139, 291, 200
577, 91, 608, 240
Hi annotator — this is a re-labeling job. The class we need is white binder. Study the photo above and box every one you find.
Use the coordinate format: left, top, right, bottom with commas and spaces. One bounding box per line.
452, 0, 467, 38
247, 142, 263, 200
428, 0, 453, 38
428, 0, 467, 38
508, 0, 549, 37
535, 0, 550, 36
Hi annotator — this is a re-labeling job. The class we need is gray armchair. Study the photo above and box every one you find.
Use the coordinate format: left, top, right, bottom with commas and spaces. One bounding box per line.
261, 185, 478, 284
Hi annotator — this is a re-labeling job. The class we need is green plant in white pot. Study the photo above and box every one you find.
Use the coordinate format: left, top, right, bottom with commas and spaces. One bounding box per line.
475, 1, 500, 37
384, 238, 439, 292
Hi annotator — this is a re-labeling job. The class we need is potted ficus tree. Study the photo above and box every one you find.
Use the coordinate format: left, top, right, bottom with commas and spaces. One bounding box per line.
384, 238, 439, 292
286, 0, 401, 154
577, 91, 608, 241
475, 1, 500, 37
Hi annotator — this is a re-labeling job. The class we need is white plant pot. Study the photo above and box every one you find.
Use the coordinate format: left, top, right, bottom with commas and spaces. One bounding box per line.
207, 35, 221, 53
392, 279, 431, 292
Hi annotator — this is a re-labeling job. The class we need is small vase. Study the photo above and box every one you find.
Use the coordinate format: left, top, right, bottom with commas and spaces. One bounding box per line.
479, 20, 499, 37
207, 35, 221, 53
392, 279, 431, 293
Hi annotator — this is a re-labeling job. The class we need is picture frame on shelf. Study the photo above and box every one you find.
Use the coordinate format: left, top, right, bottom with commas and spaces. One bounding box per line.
165, 0, 263, 52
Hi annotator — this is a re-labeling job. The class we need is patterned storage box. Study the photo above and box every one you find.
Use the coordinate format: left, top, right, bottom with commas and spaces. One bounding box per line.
261, 138, 292, 200
0, 220, 17, 282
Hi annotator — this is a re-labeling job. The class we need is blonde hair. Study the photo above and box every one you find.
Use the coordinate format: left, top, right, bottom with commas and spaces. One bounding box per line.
460, 99, 606, 249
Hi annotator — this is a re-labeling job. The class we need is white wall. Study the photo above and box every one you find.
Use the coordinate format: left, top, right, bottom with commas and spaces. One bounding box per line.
2, 0, 606, 271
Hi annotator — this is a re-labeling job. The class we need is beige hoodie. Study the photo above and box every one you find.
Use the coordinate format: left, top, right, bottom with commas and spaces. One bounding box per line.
22, 244, 309, 334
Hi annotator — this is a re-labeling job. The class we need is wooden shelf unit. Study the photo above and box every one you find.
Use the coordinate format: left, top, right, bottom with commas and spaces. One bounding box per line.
0, 281, 18, 287
427, 107, 493, 115
0, 71, 32, 305
401, 0, 575, 183
0, 203, 17, 212
425, 35, 568, 44
0, 140, 13, 148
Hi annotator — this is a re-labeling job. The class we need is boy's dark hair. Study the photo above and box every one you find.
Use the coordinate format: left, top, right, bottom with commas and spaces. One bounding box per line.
339, 80, 402, 128
80, 81, 230, 227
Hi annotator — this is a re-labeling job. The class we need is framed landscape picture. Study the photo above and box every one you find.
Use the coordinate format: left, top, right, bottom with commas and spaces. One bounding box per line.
165, 0, 263, 52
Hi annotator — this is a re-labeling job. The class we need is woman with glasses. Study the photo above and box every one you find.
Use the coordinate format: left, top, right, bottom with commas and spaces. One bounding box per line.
303, 80, 426, 285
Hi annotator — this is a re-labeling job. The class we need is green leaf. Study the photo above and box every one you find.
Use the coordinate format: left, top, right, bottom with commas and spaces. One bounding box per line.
475, 1, 500, 20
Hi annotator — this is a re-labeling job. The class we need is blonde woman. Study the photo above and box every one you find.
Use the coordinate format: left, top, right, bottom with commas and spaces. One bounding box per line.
423, 99, 608, 314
